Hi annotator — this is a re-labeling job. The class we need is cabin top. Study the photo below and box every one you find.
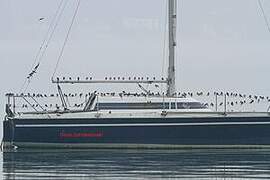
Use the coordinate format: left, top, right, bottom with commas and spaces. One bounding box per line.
91, 95, 208, 111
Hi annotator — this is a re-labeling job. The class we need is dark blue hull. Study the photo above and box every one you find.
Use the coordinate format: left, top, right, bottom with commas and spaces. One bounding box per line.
3, 116, 270, 149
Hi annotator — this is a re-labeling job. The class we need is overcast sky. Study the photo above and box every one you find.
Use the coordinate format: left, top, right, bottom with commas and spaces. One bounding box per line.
1, 0, 270, 138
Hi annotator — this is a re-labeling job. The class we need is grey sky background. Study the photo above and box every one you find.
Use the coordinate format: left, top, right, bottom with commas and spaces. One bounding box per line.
1, 0, 270, 140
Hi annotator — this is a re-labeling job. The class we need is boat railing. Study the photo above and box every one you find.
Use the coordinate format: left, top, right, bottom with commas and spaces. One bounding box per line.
5, 92, 270, 118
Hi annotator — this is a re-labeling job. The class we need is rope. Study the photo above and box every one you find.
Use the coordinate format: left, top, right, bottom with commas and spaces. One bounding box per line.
52, 0, 81, 79
19, 0, 68, 93
258, 0, 270, 34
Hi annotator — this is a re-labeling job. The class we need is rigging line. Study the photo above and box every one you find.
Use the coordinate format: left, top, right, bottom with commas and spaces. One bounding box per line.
258, 0, 270, 34
37, 0, 69, 65
22, 1, 69, 94
22, 80, 31, 94
65, 96, 71, 107
33, 0, 66, 69
30, 96, 46, 111
52, 0, 81, 79
21, 0, 68, 94
19, 0, 66, 93
20, 79, 29, 94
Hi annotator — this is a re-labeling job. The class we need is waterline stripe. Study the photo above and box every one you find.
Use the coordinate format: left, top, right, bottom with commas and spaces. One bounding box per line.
15, 121, 270, 128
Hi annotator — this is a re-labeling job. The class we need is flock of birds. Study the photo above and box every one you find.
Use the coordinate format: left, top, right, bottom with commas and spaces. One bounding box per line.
9, 91, 270, 111
55, 76, 166, 81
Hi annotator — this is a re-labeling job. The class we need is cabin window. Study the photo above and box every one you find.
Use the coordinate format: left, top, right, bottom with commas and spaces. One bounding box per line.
176, 102, 206, 109
171, 102, 176, 109
94, 102, 206, 110
94, 102, 169, 110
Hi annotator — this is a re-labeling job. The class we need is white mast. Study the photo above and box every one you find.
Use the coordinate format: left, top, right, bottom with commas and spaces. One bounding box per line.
167, 0, 177, 96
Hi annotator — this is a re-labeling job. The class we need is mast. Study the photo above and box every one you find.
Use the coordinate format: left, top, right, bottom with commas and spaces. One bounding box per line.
167, 0, 177, 96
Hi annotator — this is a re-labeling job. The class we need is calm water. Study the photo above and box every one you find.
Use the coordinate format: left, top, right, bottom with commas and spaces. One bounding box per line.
1, 149, 270, 179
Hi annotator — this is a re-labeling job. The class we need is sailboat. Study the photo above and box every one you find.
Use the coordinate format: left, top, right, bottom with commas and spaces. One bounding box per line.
2, 0, 270, 150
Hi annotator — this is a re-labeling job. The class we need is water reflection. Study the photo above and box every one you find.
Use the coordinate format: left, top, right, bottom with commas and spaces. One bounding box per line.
2, 149, 270, 179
